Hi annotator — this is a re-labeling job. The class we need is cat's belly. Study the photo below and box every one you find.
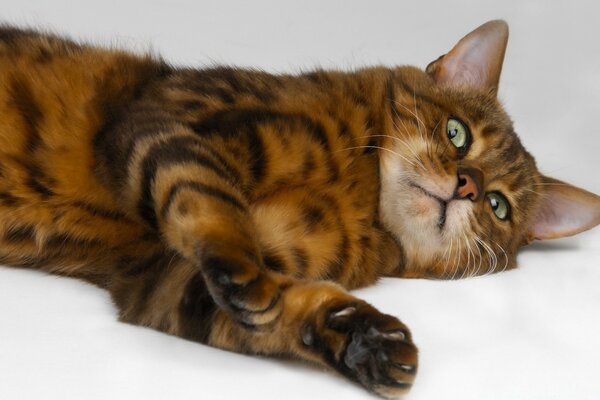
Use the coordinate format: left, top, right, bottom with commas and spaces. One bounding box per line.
250, 181, 387, 289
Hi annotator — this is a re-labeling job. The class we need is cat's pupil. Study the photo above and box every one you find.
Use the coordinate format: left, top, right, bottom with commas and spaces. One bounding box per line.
449, 129, 457, 138
490, 198, 499, 210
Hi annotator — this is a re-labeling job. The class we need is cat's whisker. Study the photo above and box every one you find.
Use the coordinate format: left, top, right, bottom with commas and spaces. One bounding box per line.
481, 238, 498, 276
492, 240, 509, 273
391, 106, 413, 142
347, 133, 423, 169
413, 94, 435, 162
451, 237, 460, 280
357, 134, 427, 171
467, 237, 479, 278
532, 182, 570, 187
438, 235, 450, 276
428, 119, 442, 160
522, 188, 546, 197
394, 99, 427, 146
461, 232, 475, 279
473, 235, 484, 277
459, 232, 474, 280
443, 237, 454, 279
448, 238, 459, 280
335, 145, 419, 169
475, 236, 495, 277
456, 237, 464, 279
389, 113, 429, 173
460, 234, 469, 279
458, 236, 469, 280
412, 90, 429, 160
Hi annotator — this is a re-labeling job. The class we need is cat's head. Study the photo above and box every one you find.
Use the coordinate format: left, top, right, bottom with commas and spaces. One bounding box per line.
379, 20, 600, 279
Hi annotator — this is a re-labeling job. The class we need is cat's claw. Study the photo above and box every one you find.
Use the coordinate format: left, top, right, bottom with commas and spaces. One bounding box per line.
331, 306, 356, 318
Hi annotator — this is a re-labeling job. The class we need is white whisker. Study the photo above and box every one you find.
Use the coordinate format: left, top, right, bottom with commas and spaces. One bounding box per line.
492, 240, 510, 273
335, 145, 419, 168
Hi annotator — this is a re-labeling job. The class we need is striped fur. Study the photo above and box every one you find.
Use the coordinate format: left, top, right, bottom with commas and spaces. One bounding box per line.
1, 23, 598, 398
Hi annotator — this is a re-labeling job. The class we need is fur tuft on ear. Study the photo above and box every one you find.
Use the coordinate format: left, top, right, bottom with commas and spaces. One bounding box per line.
528, 176, 600, 241
426, 19, 509, 93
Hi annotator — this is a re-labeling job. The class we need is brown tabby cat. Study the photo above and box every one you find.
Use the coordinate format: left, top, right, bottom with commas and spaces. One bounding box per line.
1, 20, 599, 398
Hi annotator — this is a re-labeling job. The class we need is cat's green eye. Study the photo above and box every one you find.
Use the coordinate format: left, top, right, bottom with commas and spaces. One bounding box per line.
486, 192, 510, 220
447, 118, 470, 151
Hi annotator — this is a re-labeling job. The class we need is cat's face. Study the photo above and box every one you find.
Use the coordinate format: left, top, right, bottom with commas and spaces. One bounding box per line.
378, 20, 600, 279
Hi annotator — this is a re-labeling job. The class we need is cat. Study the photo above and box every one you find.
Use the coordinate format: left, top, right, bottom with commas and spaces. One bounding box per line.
0, 19, 599, 398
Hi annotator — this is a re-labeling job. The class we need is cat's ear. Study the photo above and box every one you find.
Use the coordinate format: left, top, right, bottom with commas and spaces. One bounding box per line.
426, 20, 509, 93
527, 176, 600, 242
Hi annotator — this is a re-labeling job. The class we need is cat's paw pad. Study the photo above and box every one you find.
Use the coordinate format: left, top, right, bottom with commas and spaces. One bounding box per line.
305, 302, 418, 398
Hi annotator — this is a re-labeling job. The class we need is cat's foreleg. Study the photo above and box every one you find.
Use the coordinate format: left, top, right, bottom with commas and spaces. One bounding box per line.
208, 276, 419, 398
113, 258, 418, 399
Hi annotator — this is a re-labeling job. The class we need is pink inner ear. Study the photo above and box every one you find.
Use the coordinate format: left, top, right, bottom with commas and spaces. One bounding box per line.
428, 20, 508, 91
529, 180, 600, 241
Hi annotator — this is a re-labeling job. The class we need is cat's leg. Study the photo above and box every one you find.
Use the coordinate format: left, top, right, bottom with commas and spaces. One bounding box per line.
95, 120, 417, 396
210, 277, 419, 398
95, 122, 283, 327
111, 254, 418, 398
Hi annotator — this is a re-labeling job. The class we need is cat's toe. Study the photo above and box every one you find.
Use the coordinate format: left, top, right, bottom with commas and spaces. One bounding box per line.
202, 253, 282, 328
304, 301, 418, 398
341, 321, 417, 398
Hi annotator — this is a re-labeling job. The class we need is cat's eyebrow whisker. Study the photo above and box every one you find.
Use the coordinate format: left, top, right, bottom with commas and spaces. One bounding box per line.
390, 113, 430, 173
347, 134, 423, 169
391, 106, 414, 143
522, 188, 545, 197
393, 108, 427, 154
428, 119, 442, 160
412, 90, 430, 161
394, 99, 427, 146
531, 182, 570, 187
335, 145, 419, 169
412, 95, 435, 162
355, 134, 427, 171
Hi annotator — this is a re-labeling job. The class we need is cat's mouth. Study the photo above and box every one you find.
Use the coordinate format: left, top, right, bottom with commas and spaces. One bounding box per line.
408, 182, 449, 231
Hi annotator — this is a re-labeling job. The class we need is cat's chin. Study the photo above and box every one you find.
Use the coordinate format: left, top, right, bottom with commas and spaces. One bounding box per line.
380, 174, 475, 269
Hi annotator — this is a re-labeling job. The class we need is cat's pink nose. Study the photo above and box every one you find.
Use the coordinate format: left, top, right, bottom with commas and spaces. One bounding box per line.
456, 168, 484, 201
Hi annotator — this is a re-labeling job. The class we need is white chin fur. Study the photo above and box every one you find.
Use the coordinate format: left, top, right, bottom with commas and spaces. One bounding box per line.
378, 153, 472, 265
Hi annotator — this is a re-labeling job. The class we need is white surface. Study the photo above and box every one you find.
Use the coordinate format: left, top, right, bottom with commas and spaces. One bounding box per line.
1, 1, 600, 399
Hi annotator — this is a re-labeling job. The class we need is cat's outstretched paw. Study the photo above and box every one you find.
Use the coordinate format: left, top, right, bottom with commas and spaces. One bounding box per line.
302, 301, 417, 398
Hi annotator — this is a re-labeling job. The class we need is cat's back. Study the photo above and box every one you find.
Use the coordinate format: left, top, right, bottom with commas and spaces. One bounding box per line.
0, 25, 166, 141
0, 27, 167, 271
0, 25, 167, 199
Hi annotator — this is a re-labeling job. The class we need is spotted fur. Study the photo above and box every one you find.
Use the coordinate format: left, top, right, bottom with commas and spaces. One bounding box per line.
1, 22, 599, 398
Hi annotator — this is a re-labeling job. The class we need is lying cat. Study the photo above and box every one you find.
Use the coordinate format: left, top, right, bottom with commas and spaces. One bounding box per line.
0, 20, 598, 398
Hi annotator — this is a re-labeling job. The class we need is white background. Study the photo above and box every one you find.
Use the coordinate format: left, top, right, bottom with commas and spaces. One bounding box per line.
1, 1, 599, 399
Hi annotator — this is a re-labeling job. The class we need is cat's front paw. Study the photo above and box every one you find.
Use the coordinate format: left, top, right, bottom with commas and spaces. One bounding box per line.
302, 302, 418, 398
200, 250, 282, 329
